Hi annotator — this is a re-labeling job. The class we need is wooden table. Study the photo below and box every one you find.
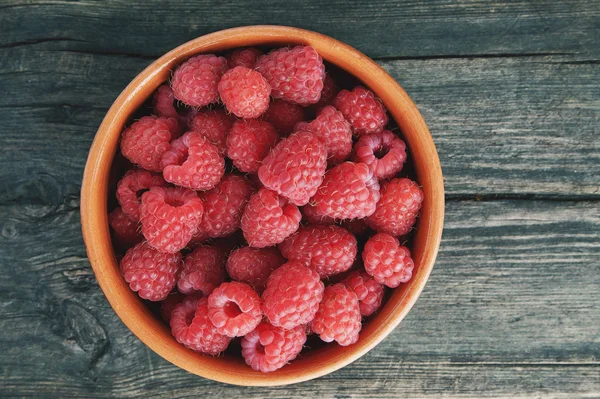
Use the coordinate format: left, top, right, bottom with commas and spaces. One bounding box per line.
1, 1, 598, 397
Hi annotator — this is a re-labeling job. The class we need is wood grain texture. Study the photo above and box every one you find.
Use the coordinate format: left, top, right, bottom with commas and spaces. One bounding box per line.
0, 200, 598, 397
0, 0, 599, 59
0, 48, 598, 202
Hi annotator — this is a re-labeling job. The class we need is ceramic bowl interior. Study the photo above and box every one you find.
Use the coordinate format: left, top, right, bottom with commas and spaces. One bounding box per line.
81, 25, 444, 386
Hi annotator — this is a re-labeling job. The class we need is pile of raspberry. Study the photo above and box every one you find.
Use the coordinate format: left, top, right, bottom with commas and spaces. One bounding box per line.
110, 45, 424, 373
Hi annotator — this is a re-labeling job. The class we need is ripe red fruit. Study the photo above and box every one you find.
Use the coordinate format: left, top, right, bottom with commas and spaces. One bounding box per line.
226, 247, 285, 292
171, 54, 228, 107
262, 261, 324, 329
240, 188, 302, 248
363, 233, 415, 288
187, 109, 234, 154
262, 99, 305, 135
366, 178, 424, 236
354, 130, 407, 180
116, 168, 166, 221
219, 66, 271, 119
178, 245, 227, 295
120, 116, 180, 172
258, 131, 327, 206
341, 270, 385, 316
241, 322, 306, 372
139, 186, 204, 253
207, 281, 262, 337
120, 242, 181, 301
279, 225, 357, 278
333, 86, 388, 136
311, 283, 362, 346
227, 47, 263, 69
160, 131, 225, 191
108, 207, 143, 249
226, 119, 279, 174
152, 84, 180, 120
311, 162, 381, 220
255, 45, 325, 105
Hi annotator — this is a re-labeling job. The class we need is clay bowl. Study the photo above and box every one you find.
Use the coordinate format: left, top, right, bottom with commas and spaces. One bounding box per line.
81, 25, 444, 386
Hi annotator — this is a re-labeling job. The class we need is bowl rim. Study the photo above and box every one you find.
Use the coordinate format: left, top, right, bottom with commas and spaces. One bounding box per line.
81, 25, 444, 386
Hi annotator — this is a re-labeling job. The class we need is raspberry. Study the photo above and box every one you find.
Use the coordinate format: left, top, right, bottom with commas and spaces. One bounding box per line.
188, 229, 210, 249
196, 174, 254, 239
178, 245, 226, 295
294, 106, 352, 165
262, 261, 324, 329
227, 47, 263, 69
152, 84, 185, 127
255, 46, 325, 105
258, 131, 327, 206
120, 242, 181, 301
262, 99, 305, 135
170, 296, 230, 355
109, 207, 143, 249
160, 292, 185, 323
279, 225, 357, 278
140, 186, 204, 253
363, 233, 414, 288
241, 322, 306, 372
311, 283, 361, 346
341, 270, 385, 316
354, 130, 407, 180
120, 116, 180, 172
312, 162, 381, 220
188, 109, 234, 154
313, 73, 338, 110
218, 66, 271, 119
226, 246, 285, 292
226, 119, 279, 174
171, 54, 228, 107
207, 281, 262, 337
302, 203, 335, 225
116, 168, 166, 221
333, 86, 388, 136
160, 131, 225, 191
241, 188, 301, 248
366, 178, 424, 236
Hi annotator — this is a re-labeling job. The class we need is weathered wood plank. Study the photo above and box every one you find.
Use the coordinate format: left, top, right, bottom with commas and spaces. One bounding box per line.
0, 0, 599, 59
0, 48, 598, 202
0, 200, 598, 397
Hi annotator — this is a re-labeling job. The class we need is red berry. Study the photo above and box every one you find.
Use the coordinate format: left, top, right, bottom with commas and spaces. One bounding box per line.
153, 84, 180, 120
294, 106, 352, 165
255, 46, 325, 105
363, 233, 414, 288
188, 109, 234, 154
178, 245, 226, 295
241, 188, 301, 248
196, 174, 254, 239
313, 73, 339, 110
160, 292, 185, 323
116, 168, 166, 221
258, 131, 327, 206
311, 283, 361, 346
262, 99, 305, 135
366, 178, 424, 236
120, 116, 180, 172
262, 261, 324, 329
218, 66, 271, 119
301, 203, 335, 225
171, 54, 228, 107
241, 322, 306, 372
312, 162, 381, 220
354, 130, 407, 180
160, 131, 225, 191
109, 207, 143, 249
170, 296, 231, 355
226, 119, 279, 174
140, 186, 204, 253
341, 270, 385, 316
333, 86, 388, 136
226, 246, 285, 292
120, 242, 181, 301
227, 47, 263, 69
207, 281, 262, 337
279, 225, 357, 278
